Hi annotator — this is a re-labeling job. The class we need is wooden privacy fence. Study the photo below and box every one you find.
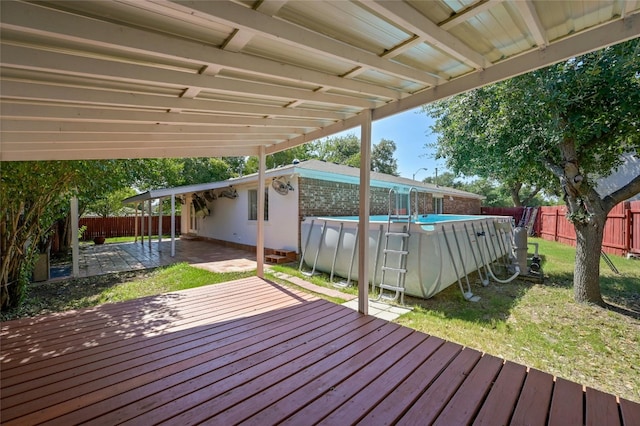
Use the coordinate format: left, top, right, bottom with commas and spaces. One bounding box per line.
80, 216, 181, 240
483, 201, 640, 256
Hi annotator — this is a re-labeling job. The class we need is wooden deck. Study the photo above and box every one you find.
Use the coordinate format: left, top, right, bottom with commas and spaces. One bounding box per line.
1, 277, 638, 425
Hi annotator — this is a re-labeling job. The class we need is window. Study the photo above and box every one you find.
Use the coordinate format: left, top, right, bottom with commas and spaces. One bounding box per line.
396, 193, 409, 215
433, 196, 444, 214
248, 189, 269, 221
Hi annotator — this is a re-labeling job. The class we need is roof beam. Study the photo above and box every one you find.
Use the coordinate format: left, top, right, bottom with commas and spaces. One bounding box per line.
372, 13, 640, 122
0, 120, 307, 135
362, 0, 489, 69
176, 0, 441, 86
439, 0, 501, 30
2, 133, 287, 143
0, 1, 400, 100
515, 1, 548, 48
1, 103, 327, 128
0, 146, 260, 162
221, 0, 288, 52
0, 45, 378, 109
0, 81, 350, 121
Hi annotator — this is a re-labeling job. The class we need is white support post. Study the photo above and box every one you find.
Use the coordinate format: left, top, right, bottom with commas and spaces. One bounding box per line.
140, 202, 144, 245
158, 197, 163, 250
171, 194, 176, 257
257, 146, 266, 278
134, 203, 139, 243
147, 199, 152, 248
71, 196, 79, 278
358, 109, 372, 315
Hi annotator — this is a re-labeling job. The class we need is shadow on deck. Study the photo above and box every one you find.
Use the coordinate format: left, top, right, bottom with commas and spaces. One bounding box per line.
2, 277, 638, 424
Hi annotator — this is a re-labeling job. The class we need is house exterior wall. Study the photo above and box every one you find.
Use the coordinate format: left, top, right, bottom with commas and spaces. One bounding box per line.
443, 196, 482, 214
186, 178, 299, 252
180, 175, 481, 255
297, 177, 420, 217
297, 177, 480, 217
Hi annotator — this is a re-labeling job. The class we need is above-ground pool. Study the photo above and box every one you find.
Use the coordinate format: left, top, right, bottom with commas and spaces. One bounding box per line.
300, 214, 514, 301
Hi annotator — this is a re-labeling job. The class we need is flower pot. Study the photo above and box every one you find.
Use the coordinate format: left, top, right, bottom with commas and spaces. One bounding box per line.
93, 236, 106, 245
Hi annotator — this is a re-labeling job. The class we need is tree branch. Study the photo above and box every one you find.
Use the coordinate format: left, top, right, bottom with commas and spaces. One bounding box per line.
602, 173, 640, 211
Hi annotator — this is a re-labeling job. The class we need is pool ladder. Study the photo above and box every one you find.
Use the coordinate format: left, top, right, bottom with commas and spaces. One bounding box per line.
374, 187, 420, 304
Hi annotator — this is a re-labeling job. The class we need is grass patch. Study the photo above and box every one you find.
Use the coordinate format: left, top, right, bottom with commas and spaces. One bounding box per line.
268, 263, 359, 299
1, 263, 253, 321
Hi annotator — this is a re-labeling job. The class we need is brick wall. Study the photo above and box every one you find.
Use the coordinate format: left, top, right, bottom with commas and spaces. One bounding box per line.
443, 196, 482, 214
298, 177, 481, 217
298, 177, 387, 216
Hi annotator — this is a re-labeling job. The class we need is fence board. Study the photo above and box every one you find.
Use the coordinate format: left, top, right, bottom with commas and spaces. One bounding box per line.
80, 216, 181, 240
482, 201, 639, 256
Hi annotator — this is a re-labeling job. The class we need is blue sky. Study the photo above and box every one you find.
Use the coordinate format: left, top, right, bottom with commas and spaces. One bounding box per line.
333, 107, 448, 180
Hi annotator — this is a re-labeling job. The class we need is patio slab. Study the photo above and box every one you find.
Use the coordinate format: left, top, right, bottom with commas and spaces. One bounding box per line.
73, 238, 258, 278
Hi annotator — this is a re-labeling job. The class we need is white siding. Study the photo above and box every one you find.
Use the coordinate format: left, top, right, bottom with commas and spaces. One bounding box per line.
194, 177, 300, 252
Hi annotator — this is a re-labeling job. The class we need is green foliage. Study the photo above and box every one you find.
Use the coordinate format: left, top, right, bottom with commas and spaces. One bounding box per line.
423, 40, 640, 302
244, 145, 314, 174
314, 133, 361, 166
85, 187, 138, 218
1, 160, 135, 310
424, 40, 640, 207
371, 139, 399, 176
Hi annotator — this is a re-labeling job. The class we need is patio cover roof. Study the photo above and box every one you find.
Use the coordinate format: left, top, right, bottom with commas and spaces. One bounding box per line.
1, 0, 639, 162
122, 159, 484, 204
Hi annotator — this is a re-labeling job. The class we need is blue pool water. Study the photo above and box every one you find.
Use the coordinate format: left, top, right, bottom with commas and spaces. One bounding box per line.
318, 214, 489, 224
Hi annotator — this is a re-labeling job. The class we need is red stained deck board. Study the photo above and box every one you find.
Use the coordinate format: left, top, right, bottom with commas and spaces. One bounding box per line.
2, 300, 340, 425
280, 331, 431, 426
197, 321, 403, 425
548, 377, 584, 426
62, 307, 365, 425
1, 279, 302, 364
473, 361, 528, 426
1, 277, 267, 343
397, 347, 483, 425
2, 276, 638, 425
316, 335, 447, 426
120, 316, 388, 425
620, 397, 640, 426
239, 326, 418, 425
510, 368, 555, 426
586, 387, 621, 426
432, 354, 504, 425
356, 341, 463, 425
2, 296, 327, 404
1, 290, 315, 390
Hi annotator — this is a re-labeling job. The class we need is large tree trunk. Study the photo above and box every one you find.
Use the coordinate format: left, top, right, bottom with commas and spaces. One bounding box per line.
573, 215, 606, 305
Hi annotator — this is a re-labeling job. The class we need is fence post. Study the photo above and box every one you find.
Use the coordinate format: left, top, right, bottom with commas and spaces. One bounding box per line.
554, 208, 560, 241
626, 205, 632, 256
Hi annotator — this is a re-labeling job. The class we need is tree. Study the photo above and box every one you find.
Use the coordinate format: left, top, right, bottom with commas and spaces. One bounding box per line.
244, 144, 315, 174
371, 139, 399, 176
315, 134, 361, 166
1, 161, 135, 310
315, 134, 400, 173
424, 40, 640, 305
85, 187, 138, 218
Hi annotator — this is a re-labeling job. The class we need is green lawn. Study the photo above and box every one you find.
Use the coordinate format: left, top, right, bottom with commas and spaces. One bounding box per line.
3, 238, 638, 403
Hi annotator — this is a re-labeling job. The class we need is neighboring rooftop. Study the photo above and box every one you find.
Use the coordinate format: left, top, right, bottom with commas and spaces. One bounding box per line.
123, 159, 483, 204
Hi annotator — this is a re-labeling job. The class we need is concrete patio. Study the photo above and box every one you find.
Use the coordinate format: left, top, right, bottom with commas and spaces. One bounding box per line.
73, 239, 258, 277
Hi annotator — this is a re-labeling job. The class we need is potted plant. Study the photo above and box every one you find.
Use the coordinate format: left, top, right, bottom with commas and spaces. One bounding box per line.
93, 235, 106, 245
